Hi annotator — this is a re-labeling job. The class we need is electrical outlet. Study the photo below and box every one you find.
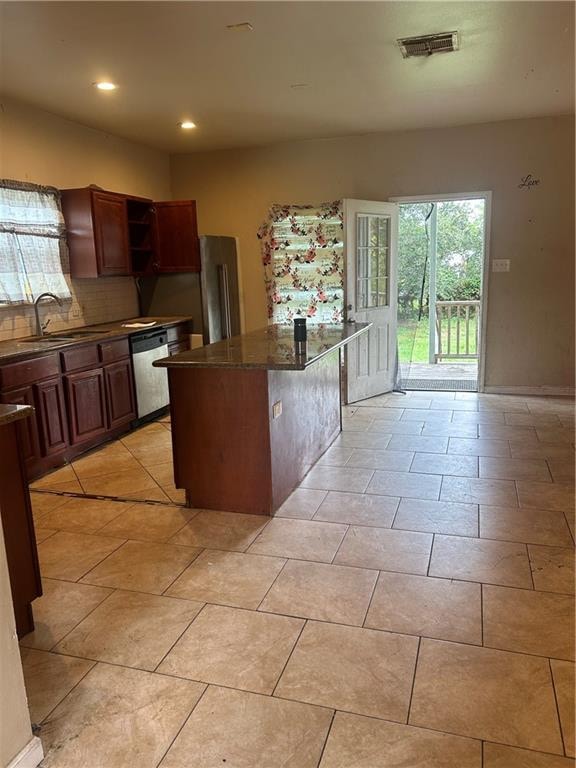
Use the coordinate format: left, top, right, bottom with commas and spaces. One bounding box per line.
272, 401, 282, 419
492, 259, 511, 272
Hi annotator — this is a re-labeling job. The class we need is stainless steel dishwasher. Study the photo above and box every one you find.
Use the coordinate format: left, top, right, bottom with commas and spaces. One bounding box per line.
130, 329, 170, 420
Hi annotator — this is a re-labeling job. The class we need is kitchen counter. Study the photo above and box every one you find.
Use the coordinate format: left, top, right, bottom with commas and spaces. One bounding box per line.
164, 322, 371, 515
0, 316, 192, 364
155, 322, 370, 371
0, 404, 34, 426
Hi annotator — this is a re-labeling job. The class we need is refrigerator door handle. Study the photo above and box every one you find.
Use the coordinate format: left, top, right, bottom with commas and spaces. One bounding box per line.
218, 264, 232, 338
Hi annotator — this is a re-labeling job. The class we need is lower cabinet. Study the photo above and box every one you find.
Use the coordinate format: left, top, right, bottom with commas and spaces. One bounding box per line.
65, 368, 108, 445
0, 322, 185, 480
0, 385, 41, 473
0, 418, 42, 637
35, 377, 68, 455
104, 359, 136, 429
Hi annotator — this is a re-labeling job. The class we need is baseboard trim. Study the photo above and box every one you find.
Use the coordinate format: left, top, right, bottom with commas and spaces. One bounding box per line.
7, 736, 44, 768
483, 385, 575, 397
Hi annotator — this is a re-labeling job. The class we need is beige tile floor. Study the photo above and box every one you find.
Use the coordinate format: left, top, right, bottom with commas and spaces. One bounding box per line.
23, 392, 575, 767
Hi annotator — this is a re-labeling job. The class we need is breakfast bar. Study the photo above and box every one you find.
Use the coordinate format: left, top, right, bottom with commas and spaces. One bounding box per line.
155, 322, 370, 515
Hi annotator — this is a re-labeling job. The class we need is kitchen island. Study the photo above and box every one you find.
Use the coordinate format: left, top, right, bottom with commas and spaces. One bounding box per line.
155, 322, 370, 515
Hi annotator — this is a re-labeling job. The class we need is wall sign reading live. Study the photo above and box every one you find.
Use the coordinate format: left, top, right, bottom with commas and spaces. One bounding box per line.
518, 174, 540, 189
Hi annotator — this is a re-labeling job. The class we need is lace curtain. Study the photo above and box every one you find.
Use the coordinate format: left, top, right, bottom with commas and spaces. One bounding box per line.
258, 201, 344, 324
0, 180, 71, 304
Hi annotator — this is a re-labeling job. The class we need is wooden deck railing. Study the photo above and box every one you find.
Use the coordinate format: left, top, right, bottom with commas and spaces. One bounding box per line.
435, 300, 480, 361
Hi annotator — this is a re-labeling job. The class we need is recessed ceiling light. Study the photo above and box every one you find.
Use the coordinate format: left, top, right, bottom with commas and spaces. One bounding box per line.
178, 121, 196, 130
226, 22, 253, 31
94, 81, 117, 91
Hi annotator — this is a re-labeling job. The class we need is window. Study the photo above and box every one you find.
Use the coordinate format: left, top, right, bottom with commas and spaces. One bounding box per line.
258, 201, 345, 324
0, 180, 71, 304
356, 213, 390, 309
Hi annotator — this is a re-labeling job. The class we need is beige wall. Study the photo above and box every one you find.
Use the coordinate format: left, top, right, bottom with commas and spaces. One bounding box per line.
0, 97, 172, 339
171, 115, 575, 390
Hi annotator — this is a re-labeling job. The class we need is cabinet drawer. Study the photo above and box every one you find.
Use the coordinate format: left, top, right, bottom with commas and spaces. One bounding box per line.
167, 323, 189, 343
99, 337, 130, 364
61, 344, 100, 373
0, 354, 59, 389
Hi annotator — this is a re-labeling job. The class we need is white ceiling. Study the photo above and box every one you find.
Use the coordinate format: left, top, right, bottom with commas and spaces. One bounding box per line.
1, 1, 574, 153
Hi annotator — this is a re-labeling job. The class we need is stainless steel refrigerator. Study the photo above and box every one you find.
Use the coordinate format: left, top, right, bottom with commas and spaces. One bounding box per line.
138, 235, 241, 344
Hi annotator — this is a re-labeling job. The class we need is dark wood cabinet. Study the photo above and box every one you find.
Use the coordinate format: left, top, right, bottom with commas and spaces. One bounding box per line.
0, 321, 187, 480
61, 187, 132, 278
104, 360, 136, 429
35, 377, 68, 455
154, 201, 200, 273
65, 368, 108, 445
0, 385, 42, 473
0, 417, 42, 637
61, 186, 199, 277
92, 192, 131, 275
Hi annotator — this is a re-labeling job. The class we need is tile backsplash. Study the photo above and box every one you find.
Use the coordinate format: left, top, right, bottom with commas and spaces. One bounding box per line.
0, 275, 139, 341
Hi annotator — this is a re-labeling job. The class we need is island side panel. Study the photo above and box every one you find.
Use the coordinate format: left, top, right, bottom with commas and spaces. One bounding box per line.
168, 367, 273, 514
268, 349, 341, 512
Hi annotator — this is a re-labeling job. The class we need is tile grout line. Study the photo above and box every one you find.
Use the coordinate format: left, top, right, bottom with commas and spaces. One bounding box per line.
255, 558, 290, 612
548, 657, 568, 757
405, 635, 422, 726
155, 683, 210, 768
43, 586, 119, 653
526, 543, 536, 590
152, 601, 210, 674
270, 619, 308, 698
361, 570, 381, 629
480, 584, 484, 647
314, 708, 337, 768
34, 655, 98, 729
426, 534, 435, 577
329, 524, 350, 565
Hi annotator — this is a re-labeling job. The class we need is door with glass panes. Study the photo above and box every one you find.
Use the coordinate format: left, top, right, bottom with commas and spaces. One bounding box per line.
344, 199, 398, 403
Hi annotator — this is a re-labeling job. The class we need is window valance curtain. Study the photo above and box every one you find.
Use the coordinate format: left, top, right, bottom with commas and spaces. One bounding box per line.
0, 179, 71, 304
258, 201, 344, 324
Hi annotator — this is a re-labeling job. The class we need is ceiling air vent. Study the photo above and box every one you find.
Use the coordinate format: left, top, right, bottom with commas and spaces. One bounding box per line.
397, 31, 459, 58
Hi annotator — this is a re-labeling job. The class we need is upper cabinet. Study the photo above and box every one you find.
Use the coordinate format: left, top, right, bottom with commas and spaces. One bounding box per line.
154, 201, 200, 272
61, 186, 199, 277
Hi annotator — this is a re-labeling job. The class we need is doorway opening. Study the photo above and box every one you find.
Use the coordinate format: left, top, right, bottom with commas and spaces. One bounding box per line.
394, 194, 489, 392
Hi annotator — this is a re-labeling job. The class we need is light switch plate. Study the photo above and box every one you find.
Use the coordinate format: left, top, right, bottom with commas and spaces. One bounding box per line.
492, 259, 511, 272
272, 400, 282, 419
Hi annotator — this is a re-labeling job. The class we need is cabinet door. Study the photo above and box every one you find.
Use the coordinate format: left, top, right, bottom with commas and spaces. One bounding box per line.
154, 201, 200, 273
65, 369, 107, 445
0, 421, 42, 637
0, 385, 41, 471
92, 192, 131, 276
104, 360, 136, 429
35, 377, 68, 455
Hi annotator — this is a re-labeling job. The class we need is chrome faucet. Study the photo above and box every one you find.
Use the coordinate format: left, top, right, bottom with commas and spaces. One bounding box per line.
34, 293, 63, 337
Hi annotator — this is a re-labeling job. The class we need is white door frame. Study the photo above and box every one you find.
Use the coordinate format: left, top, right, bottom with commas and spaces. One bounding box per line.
389, 191, 492, 393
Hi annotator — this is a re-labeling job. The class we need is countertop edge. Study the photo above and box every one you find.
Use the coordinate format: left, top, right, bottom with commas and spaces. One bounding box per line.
0, 316, 193, 364
0, 404, 34, 426
154, 322, 372, 371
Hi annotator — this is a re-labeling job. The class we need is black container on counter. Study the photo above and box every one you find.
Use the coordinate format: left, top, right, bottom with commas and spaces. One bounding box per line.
294, 318, 307, 355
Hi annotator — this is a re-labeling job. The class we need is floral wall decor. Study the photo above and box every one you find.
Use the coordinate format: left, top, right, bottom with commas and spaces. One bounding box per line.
258, 201, 344, 324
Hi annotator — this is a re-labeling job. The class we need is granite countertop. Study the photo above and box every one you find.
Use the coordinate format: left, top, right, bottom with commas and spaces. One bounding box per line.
154, 322, 371, 371
0, 403, 34, 426
0, 316, 193, 364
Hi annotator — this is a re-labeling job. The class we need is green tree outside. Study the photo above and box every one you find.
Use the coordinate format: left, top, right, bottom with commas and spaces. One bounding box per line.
397, 199, 484, 363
